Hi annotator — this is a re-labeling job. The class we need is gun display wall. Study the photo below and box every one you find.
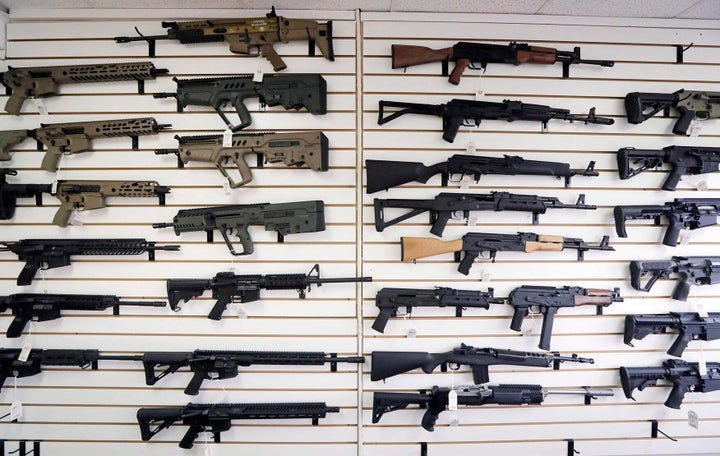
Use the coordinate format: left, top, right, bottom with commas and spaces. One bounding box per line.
0, 6, 719, 456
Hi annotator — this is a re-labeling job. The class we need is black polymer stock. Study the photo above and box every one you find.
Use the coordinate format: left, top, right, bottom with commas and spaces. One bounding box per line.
374, 191, 595, 235
370, 344, 593, 383
365, 154, 597, 193
137, 402, 339, 449
377, 98, 614, 143
0, 294, 165, 338
620, 359, 720, 409
153, 74, 327, 132
0, 169, 51, 219
617, 145, 720, 191
615, 198, 720, 246
372, 384, 614, 431
166, 264, 372, 320
625, 89, 720, 135
629, 256, 720, 301
624, 312, 720, 357
0, 238, 180, 286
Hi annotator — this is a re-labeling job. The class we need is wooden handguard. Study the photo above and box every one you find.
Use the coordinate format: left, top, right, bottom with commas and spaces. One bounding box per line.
391, 44, 453, 69
524, 235, 564, 253
575, 289, 616, 306
401, 237, 463, 262
515, 48, 557, 64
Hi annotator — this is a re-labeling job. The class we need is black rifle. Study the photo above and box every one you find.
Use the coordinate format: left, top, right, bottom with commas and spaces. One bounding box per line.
370, 344, 593, 383
617, 146, 720, 191
624, 312, 720, 357
377, 98, 614, 143
0, 293, 165, 338
365, 154, 597, 193
0, 169, 51, 219
614, 198, 720, 246
508, 285, 623, 350
137, 402, 339, 449
391, 41, 614, 83
153, 201, 325, 256
372, 287, 504, 333
373, 384, 614, 431
374, 192, 595, 235
629, 256, 720, 301
154, 74, 327, 131
620, 359, 720, 409
142, 350, 365, 395
167, 264, 371, 319
0, 348, 142, 390
401, 232, 614, 274
625, 89, 720, 135
0, 238, 180, 286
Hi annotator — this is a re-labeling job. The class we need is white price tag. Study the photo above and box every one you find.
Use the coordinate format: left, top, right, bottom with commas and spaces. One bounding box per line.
449, 417, 459, 427
696, 180, 709, 191
677, 230, 692, 245
466, 142, 476, 154
222, 128, 233, 147
203, 445, 212, 456
448, 389, 458, 411
222, 181, 232, 195
68, 210, 84, 226
688, 410, 699, 429
51, 180, 59, 194
406, 328, 417, 338
467, 215, 478, 226
459, 175, 471, 189
9, 401, 22, 420
475, 90, 484, 100
699, 352, 708, 376
235, 308, 247, 319
694, 300, 709, 318
32, 98, 48, 116
689, 123, 702, 137
481, 269, 491, 282
253, 66, 264, 83
18, 342, 32, 362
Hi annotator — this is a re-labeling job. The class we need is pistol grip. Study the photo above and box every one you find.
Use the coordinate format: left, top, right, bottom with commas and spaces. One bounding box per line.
231, 97, 253, 131
225, 154, 253, 188
52, 204, 74, 227
448, 59, 469, 85
671, 272, 692, 301
221, 225, 253, 256
4, 93, 26, 116
260, 43, 286, 71
673, 107, 696, 135
510, 306, 527, 332
662, 165, 684, 191
17, 261, 40, 285
207, 296, 232, 320
429, 211, 452, 237
662, 218, 683, 246
40, 151, 61, 172
184, 370, 205, 395
6, 315, 30, 338
441, 115, 464, 143
667, 332, 691, 357
371, 309, 392, 333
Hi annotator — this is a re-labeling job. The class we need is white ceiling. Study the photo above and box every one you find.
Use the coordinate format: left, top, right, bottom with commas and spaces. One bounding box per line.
0, 0, 719, 19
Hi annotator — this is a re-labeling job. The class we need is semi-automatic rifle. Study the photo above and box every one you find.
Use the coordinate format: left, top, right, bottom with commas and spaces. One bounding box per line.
629, 256, 720, 301
625, 89, 719, 135
617, 146, 720, 191
624, 312, 720, 356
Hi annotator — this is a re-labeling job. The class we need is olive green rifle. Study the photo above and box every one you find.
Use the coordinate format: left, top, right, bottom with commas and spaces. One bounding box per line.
155, 131, 328, 188
1, 61, 167, 115
0, 117, 171, 171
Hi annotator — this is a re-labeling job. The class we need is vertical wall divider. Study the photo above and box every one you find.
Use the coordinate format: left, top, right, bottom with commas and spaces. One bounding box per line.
355, 8, 365, 456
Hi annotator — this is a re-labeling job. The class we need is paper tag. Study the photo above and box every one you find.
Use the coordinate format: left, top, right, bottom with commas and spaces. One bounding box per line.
18, 342, 32, 362
475, 90, 484, 100
694, 300, 709, 318
459, 175, 471, 189
203, 445, 212, 456
406, 328, 417, 338
481, 269, 491, 282
467, 215, 477, 226
689, 123, 702, 137
449, 417, 459, 427
699, 352, 708, 376
222, 181, 232, 195
9, 401, 22, 420
253, 70, 264, 83
448, 389, 458, 411
32, 98, 48, 116
677, 230, 692, 245
466, 142, 476, 154
696, 180, 709, 191
68, 210, 84, 226
688, 410, 699, 429
222, 128, 233, 147
522, 311, 536, 337
235, 308, 247, 319
51, 180, 59, 194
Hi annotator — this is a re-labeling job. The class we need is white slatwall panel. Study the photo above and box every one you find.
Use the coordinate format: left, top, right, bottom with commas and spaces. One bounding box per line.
1, 7, 720, 456
361, 11, 720, 456
0, 8, 361, 456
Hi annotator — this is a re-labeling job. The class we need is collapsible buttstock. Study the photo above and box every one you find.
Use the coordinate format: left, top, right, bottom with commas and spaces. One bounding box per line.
401, 237, 463, 262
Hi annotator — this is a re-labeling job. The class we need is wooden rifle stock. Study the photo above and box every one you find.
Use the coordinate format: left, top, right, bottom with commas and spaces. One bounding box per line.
401, 237, 463, 262
392, 44, 453, 69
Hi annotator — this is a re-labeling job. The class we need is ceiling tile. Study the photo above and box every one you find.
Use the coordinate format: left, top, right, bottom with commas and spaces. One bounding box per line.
676, 0, 720, 18
537, 0, 702, 17
389, 0, 548, 13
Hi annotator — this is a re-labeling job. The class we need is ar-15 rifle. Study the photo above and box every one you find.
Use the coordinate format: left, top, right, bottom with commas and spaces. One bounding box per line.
392, 41, 614, 83
374, 191, 595, 235
620, 359, 720, 409
137, 401, 339, 449
167, 264, 371, 319
372, 287, 503, 333
155, 131, 329, 188
0, 61, 167, 115
370, 343, 593, 383
153, 201, 325, 256
114, 7, 334, 71
142, 350, 365, 395
0, 294, 165, 338
378, 98, 614, 143
0, 238, 180, 286
0, 348, 142, 391
629, 256, 720, 301
0, 169, 51, 219
617, 146, 720, 191
614, 198, 720, 246
508, 285, 623, 350
401, 231, 614, 274
366, 154, 597, 193
625, 89, 719, 135
0, 117, 171, 172
373, 384, 614, 431
624, 312, 720, 357
154, 74, 326, 132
